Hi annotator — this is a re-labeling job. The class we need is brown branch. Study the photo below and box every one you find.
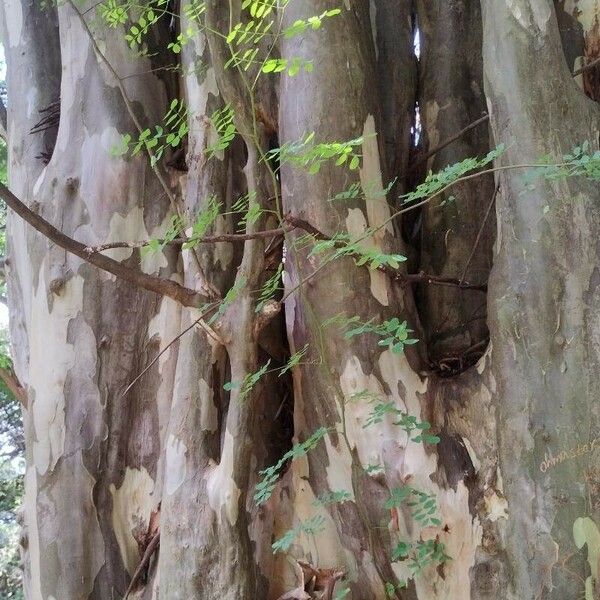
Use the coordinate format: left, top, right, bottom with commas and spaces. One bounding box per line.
0, 365, 27, 408
119, 306, 218, 400
573, 56, 600, 77
123, 531, 160, 599
284, 215, 329, 240
0, 182, 205, 308
284, 216, 487, 291
459, 180, 500, 285
0, 97, 6, 141
408, 114, 490, 174
85, 226, 292, 253
401, 271, 487, 292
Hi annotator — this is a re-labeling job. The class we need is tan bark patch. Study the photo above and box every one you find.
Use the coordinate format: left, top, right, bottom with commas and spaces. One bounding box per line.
345, 208, 389, 306
206, 431, 242, 525
110, 467, 156, 576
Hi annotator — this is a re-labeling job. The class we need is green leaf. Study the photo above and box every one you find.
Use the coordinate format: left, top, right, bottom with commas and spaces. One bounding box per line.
391, 541, 411, 561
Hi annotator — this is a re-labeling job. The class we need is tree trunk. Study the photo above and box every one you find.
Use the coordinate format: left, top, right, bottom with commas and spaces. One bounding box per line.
2, 1, 600, 599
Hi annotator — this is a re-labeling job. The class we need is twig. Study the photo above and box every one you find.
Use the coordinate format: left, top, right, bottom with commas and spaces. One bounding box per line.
119, 306, 217, 400
459, 180, 500, 285
408, 114, 490, 174
409, 59, 598, 173
284, 215, 328, 240
85, 226, 292, 253
120, 64, 181, 80
67, 0, 219, 299
0, 366, 27, 408
573, 56, 600, 77
123, 531, 160, 599
283, 215, 487, 291
0, 182, 205, 308
401, 271, 486, 292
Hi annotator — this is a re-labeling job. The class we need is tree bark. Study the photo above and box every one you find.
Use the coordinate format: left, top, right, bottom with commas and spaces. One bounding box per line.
482, 1, 600, 598
3, 1, 600, 599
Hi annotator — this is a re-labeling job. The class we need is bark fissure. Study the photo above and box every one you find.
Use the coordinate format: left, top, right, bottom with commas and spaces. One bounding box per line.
5, 1, 600, 599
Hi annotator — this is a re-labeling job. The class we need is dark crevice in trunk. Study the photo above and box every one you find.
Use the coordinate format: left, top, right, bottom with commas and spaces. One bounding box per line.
13, 2, 62, 170
555, 0, 600, 102
404, 1, 494, 376
258, 249, 294, 468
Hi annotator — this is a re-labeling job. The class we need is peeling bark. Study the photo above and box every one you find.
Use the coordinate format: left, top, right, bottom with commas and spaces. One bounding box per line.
4, 1, 600, 599
482, 0, 600, 597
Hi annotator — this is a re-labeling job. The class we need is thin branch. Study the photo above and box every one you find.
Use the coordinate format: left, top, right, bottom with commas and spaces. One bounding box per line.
459, 180, 500, 285
573, 56, 600, 77
0, 182, 205, 308
283, 216, 487, 291
119, 307, 217, 400
120, 64, 181, 81
409, 60, 594, 174
401, 271, 487, 292
123, 531, 160, 599
0, 97, 7, 141
85, 226, 292, 253
0, 365, 27, 408
284, 215, 328, 240
408, 114, 490, 174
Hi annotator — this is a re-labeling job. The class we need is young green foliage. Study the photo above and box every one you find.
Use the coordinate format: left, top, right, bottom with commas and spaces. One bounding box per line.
344, 317, 418, 354
391, 539, 450, 579
386, 487, 441, 528
307, 232, 407, 271
361, 399, 440, 444
182, 196, 222, 249
256, 264, 284, 313
401, 144, 506, 205
538, 141, 600, 181
279, 344, 309, 377
283, 9, 341, 38
254, 427, 328, 505
168, 28, 194, 54
231, 191, 265, 231
112, 99, 189, 166
313, 490, 352, 507
224, 359, 271, 401
207, 277, 247, 325
183, 0, 205, 21
271, 132, 364, 175
141, 214, 184, 256
242, 0, 287, 19
271, 515, 326, 553
206, 104, 237, 159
